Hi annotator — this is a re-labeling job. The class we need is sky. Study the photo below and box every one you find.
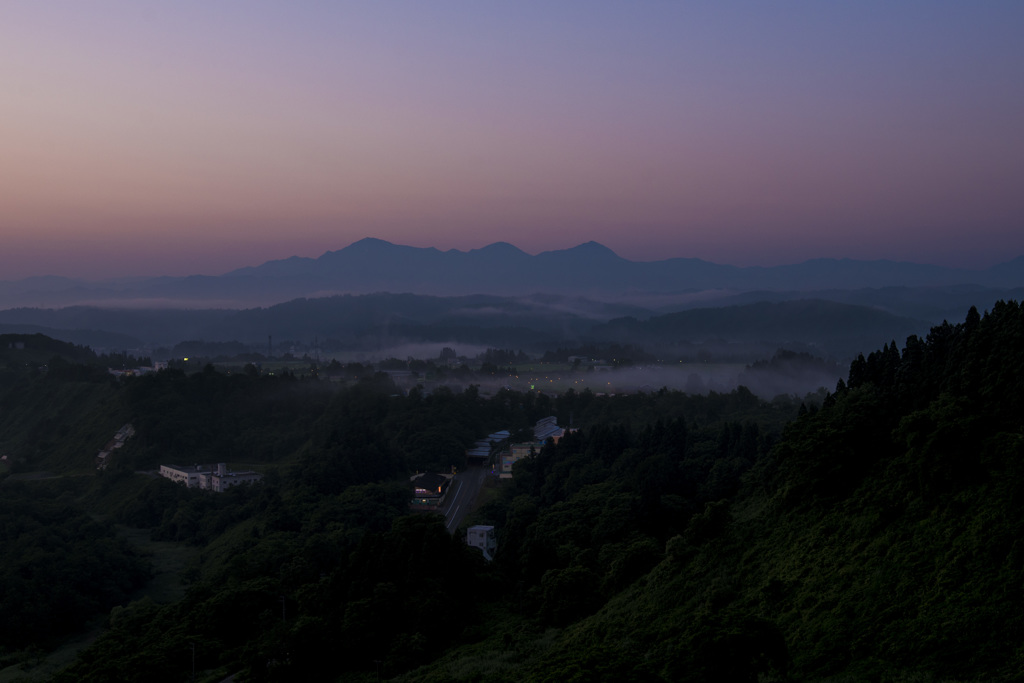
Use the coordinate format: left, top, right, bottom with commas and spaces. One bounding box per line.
2, 1, 1023, 280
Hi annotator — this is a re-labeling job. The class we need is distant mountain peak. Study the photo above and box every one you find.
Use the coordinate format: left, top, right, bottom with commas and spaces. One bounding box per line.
477, 241, 522, 251
573, 240, 616, 252
538, 241, 622, 260
344, 237, 397, 251
470, 242, 530, 258
3, 238, 1022, 311
319, 238, 444, 264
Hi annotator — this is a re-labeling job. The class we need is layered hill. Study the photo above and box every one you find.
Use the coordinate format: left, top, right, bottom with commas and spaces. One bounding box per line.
0, 294, 929, 362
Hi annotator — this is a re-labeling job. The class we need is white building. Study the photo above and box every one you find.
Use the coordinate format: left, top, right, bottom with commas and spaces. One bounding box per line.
159, 463, 215, 487
159, 462, 262, 491
198, 463, 264, 492
467, 525, 497, 561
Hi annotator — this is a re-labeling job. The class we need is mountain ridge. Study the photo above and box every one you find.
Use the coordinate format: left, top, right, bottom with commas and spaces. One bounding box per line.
1, 238, 1021, 310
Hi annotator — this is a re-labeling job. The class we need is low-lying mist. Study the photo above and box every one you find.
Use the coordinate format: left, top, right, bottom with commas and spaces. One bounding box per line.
469, 364, 842, 401
314, 343, 845, 401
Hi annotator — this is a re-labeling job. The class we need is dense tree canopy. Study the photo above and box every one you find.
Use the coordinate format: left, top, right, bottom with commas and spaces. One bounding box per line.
4, 303, 1023, 681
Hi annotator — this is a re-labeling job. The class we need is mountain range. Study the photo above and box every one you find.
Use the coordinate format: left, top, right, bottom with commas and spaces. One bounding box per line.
0, 239, 1020, 359
2, 238, 1022, 310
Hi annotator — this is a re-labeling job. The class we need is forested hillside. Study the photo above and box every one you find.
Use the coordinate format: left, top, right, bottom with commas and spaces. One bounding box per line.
1, 302, 1021, 681
400, 301, 1024, 682
0, 481, 150, 657
35, 383, 797, 681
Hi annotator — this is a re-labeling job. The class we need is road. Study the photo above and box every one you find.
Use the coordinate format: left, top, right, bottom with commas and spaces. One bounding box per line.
440, 462, 488, 534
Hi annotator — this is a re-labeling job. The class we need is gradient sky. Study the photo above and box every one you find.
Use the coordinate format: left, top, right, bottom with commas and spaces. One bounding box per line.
2, 1, 1023, 280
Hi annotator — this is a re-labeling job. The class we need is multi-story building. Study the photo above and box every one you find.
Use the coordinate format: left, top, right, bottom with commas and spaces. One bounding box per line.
159, 462, 262, 491
158, 463, 215, 488
467, 525, 497, 561
198, 463, 264, 492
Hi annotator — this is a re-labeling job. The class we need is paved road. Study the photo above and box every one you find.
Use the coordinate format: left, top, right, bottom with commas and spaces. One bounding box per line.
440, 462, 488, 534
